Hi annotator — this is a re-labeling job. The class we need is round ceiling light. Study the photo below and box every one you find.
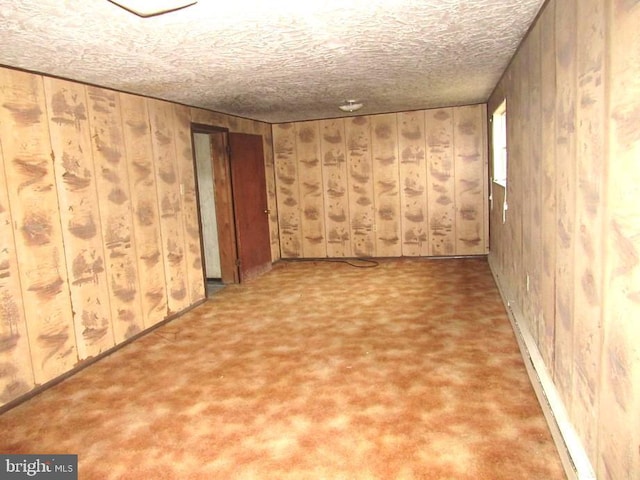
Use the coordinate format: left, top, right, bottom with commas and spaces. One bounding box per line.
338, 100, 363, 112
108, 0, 197, 17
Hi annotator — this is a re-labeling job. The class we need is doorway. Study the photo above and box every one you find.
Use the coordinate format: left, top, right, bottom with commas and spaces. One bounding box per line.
191, 125, 239, 289
193, 132, 221, 280
191, 125, 272, 292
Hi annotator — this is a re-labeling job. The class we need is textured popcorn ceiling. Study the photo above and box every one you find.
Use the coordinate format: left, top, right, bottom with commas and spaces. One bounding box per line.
0, 0, 544, 123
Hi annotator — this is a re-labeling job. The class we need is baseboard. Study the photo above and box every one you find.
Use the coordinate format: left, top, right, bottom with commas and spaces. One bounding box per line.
488, 262, 596, 480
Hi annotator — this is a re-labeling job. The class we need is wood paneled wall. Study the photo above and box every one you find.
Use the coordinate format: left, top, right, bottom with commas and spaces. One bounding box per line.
488, 1, 640, 478
0, 66, 277, 408
273, 105, 489, 258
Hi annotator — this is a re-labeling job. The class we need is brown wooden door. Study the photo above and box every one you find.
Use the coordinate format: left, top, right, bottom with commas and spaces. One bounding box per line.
229, 132, 272, 282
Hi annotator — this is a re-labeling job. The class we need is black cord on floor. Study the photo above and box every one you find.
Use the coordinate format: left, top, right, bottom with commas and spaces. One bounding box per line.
285, 258, 379, 268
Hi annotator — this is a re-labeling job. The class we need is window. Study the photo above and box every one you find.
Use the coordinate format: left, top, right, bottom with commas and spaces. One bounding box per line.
491, 100, 507, 187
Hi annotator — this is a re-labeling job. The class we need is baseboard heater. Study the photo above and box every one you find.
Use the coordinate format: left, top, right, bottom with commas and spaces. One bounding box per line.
489, 268, 596, 480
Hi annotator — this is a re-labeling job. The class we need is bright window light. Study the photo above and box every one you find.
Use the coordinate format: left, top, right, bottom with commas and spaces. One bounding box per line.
491, 100, 507, 188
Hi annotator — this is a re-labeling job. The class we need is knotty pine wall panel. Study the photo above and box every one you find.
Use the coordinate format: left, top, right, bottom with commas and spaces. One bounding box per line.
539, 5, 557, 372
0, 143, 34, 402
147, 100, 189, 315
371, 114, 401, 257
504, 57, 523, 311
573, 0, 606, 462
274, 106, 488, 259
173, 104, 205, 304
453, 105, 487, 256
87, 86, 144, 343
518, 40, 534, 332
398, 111, 428, 256
273, 123, 302, 258
44, 78, 114, 359
553, 0, 577, 408
295, 121, 326, 257
0, 66, 272, 409
527, 22, 543, 348
345, 116, 376, 257
0, 69, 77, 383
425, 108, 456, 256
488, 0, 640, 477
120, 93, 168, 328
320, 119, 350, 257
600, 2, 640, 478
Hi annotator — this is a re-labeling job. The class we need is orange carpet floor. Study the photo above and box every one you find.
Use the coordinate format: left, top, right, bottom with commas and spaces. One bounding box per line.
0, 257, 565, 479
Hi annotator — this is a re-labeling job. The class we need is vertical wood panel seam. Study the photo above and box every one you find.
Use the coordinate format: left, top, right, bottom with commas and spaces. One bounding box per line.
40, 77, 79, 359
596, 0, 612, 476
0, 135, 36, 385
422, 111, 431, 256
270, 124, 284, 260
116, 92, 148, 330
147, 98, 170, 317
343, 120, 352, 256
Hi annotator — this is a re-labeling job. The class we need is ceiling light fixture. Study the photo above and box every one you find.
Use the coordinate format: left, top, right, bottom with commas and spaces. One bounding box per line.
108, 0, 197, 17
339, 100, 363, 113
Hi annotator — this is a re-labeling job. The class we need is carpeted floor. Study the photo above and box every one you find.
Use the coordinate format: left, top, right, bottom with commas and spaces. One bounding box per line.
0, 257, 565, 479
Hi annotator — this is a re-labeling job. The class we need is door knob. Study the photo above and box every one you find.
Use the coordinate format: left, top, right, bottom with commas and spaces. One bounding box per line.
264, 209, 271, 214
